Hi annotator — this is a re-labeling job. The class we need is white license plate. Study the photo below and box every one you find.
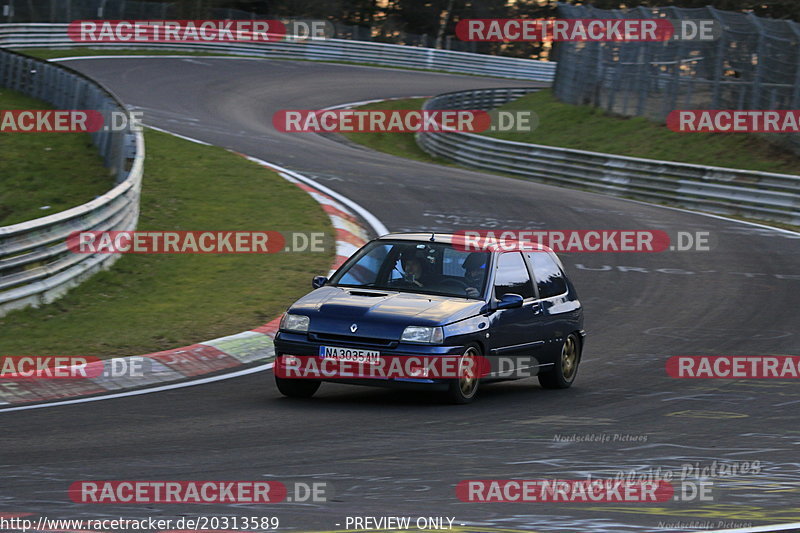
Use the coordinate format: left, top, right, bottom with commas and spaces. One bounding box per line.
319, 346, 381, 364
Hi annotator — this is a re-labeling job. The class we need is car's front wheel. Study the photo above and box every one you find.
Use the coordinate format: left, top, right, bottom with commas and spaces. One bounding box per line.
538, 333, 581, 389
447, 345, 481, 404
275, 376, 321, 398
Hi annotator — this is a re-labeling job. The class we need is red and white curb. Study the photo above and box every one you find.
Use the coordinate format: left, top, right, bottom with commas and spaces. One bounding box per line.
0, 131, 383, 411
236, 154, 382, 273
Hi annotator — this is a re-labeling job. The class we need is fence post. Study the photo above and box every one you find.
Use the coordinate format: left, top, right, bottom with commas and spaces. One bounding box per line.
789, 22, 800, 109
707, 7, 727, 109
664, 7, 685, 118
748, 13, 765, 109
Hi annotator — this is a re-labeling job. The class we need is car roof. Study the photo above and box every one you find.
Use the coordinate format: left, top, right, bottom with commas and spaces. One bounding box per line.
377, 232, 555, 254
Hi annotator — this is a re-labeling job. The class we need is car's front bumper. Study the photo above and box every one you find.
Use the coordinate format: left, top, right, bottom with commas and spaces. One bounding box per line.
274, 331, 467, 387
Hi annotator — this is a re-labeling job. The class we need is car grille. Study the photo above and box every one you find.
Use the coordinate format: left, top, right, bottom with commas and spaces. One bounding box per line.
310, 333, 396, 348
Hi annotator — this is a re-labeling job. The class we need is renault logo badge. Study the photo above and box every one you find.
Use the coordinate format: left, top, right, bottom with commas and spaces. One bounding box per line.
350, 323, 358, 333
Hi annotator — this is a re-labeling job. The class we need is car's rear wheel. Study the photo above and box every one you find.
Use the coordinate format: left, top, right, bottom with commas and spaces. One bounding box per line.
538, 333, 581, 389
275, 376, 321, 398
447, 345, 481, 404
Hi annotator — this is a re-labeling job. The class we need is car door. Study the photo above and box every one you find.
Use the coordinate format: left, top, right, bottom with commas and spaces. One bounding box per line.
487, 252, 547, 378
525, 251, 578, 365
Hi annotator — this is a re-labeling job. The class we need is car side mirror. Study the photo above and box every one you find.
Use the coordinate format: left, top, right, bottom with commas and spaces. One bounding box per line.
496, 293, 524, 310
312, 276, 328, 289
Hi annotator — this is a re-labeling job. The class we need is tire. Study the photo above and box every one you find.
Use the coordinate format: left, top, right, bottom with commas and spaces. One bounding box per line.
538, 333, 581, 389
446, 345, 481, 404
275, 376, 321, 398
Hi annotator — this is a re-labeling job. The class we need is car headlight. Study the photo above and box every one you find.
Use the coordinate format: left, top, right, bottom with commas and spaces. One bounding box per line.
280, 313, 310, 333
401, 326, 444, 344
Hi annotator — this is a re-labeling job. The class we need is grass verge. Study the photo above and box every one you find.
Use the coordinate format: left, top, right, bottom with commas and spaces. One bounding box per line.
339, 98, 451, 165
0, 130, 334, 357
0, 88, 113, 226
485, 90, 800, 175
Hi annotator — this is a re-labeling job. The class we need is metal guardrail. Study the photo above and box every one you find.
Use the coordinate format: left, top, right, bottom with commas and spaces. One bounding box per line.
418, 88, 800, 226
0, 23, 557, 82
0, 47, 144, 316
0, 26, 552, 317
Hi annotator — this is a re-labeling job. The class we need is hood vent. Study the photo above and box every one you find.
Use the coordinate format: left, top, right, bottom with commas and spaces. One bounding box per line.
348, 291, 388, 297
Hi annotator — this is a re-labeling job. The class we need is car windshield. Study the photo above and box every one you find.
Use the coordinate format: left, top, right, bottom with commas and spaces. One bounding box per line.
329, 240, 490, 299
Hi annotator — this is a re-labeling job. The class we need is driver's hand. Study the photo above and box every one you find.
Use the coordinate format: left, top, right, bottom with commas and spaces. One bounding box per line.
403, 275, 422, 287
465, 287, 479, 298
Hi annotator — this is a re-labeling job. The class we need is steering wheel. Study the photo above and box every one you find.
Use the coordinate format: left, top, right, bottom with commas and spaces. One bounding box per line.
389, 277, 422, 289
439, 278, 469, 292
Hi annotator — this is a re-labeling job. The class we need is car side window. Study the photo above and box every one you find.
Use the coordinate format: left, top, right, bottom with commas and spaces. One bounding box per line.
527, 252, 568, 298
494, 252, 535, 299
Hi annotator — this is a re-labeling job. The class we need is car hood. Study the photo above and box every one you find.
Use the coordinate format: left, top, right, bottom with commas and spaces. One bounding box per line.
288, 286, 484, 338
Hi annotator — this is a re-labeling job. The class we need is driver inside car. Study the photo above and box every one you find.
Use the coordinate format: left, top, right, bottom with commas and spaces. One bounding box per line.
398, 252, 426, 287
462, 252, 488, 298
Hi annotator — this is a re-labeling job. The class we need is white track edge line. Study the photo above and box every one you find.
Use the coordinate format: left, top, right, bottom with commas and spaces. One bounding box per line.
240, 154, 389, 236
321, 96, 431, 111
622, 197, 800, 236
0, 126, 385, 413
0, 364, 272, 413
145, 124, 212, 145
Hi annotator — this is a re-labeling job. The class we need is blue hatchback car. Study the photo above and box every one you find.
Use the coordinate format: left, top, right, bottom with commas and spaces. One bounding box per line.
273, 233, 585, 403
